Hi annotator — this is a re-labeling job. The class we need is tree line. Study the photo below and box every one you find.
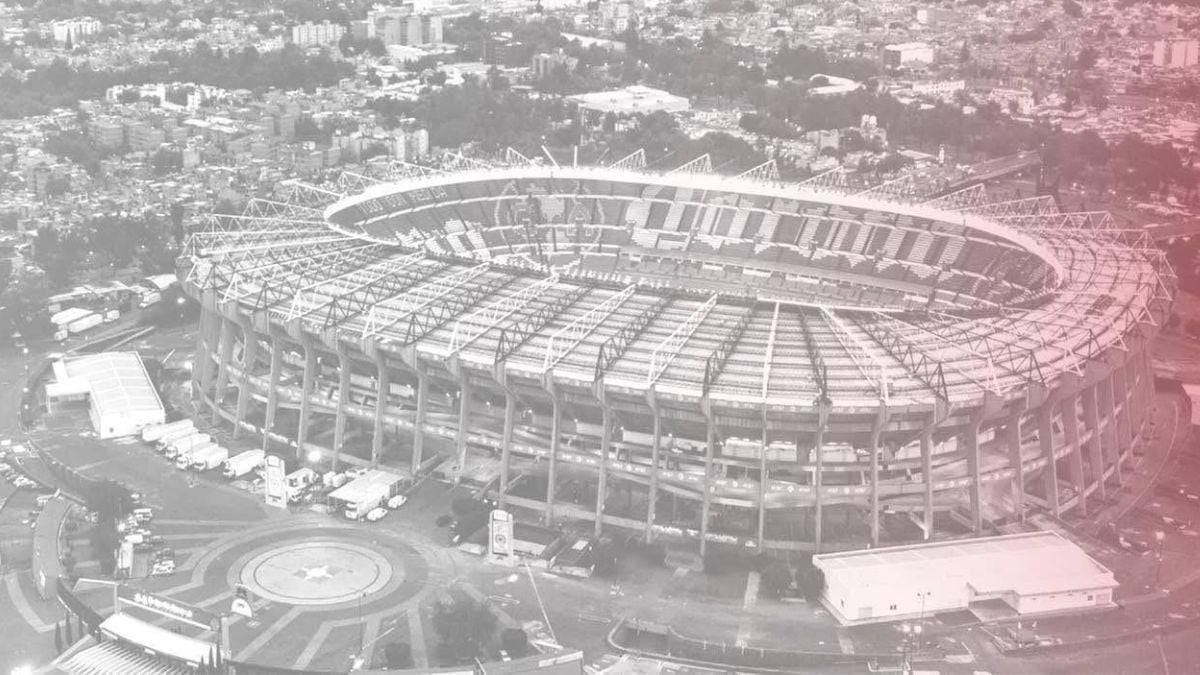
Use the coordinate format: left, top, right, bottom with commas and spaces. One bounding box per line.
0, 42, 352, 118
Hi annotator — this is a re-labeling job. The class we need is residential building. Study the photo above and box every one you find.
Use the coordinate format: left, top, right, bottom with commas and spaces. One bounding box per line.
1152, 39, 1199, 69
292, 21, 346, 48
52, 18, 101, 44
882, 42, 935, 69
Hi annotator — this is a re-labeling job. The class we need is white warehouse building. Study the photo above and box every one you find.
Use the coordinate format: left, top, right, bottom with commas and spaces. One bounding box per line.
46, 352, 165, 440
813, 532, 1118, 625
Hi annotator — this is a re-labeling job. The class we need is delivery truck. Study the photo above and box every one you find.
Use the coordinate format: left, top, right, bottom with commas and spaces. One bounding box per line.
190, 445, 230, 472
66, 311, 102, 335
142, 419, 195, 444
222, 449, 266, 479
343, 485, 391, 521
164, 433, 212, 460
174, 440, 216, 469
156, 428, 199, 452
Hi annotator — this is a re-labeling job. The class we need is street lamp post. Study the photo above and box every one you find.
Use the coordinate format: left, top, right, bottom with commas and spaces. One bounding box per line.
1155, 530, 1166, 588
917, 591, 930, 650
358, 591, 366, 654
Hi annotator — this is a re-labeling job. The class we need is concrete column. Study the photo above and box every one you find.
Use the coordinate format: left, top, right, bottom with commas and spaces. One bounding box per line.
211, 316, 236, 424
332, 342, 351, 472
699, 416, 715, 557
921, 420, 934, 540
964, 418, 982, 535
233, 323, 259, 439
594, 404, 611, 539
1038, 404, 1061, 517
296, 337, 318, 459
261, 332, 283, 451
371, 351, 390, 468
869, 407, 886, 547
815, 401, 831, 551
757, 418, 769, 551
1006, 410, 1024, 521
1112, 364, 1132, 460
1099, 372, 1122, 485
499, 390, 515, 510
1126, 357, 1144, 438
193, 307, 210, 399
454, 378, 472, 484
411, 370, 428, 475
545, 397, 560, 526
1082, 386, 1107, 501
200, 308, 222, 401
645, 410, 661, 541
1061, 393, 1087, 517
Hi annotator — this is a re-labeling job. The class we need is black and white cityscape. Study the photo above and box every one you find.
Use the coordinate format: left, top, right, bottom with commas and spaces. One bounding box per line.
2, 0, 1200, 673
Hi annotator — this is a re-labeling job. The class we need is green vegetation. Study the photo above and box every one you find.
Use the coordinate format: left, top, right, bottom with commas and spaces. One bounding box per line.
0, 43, 351, 118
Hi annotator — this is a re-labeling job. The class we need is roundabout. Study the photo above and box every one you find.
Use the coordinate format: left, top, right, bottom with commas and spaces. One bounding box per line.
238, 541, 396, 606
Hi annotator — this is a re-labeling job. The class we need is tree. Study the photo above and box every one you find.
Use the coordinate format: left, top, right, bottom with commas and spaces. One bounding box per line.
384, 642, 413, 669
1076, 46, 1099, 71
500, 628, 528, 657
798, 565, 825, 602
959, 43, 972, 63
1063, 0, 1083, 17
760, 559, 793, 597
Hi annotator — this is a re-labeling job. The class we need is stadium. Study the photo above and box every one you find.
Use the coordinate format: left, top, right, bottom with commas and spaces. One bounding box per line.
181, 150, 1175, 554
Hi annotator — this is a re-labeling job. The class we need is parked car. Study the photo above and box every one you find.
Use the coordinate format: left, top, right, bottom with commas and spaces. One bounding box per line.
151, 559, 176, 576
387, 494, 408, 509
365, 507, 388, 522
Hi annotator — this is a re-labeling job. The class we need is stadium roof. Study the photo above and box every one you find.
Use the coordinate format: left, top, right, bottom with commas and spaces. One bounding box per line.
813, 531, 1117, 597
179, 153, 1172, 410
57, 352, 164, 421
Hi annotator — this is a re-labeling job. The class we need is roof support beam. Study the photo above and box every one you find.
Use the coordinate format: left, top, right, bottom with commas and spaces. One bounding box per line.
736, 160, 779, 183
923, 184, 988, 211
542, 284, 638, 373
701, 306, 754, 400
448, 274, 561, 355
285, 251, 427, 322
360, 262, 492, 339
670, 154, 711, 175
647, 294, 719, 388
493, 285, 588, 369
795, 310, 829, 402
505, 147, 535, 166
610, 148, 646, 171
593, 295, 672, 390
820, 307, 890, 403
760, 303, 781, 401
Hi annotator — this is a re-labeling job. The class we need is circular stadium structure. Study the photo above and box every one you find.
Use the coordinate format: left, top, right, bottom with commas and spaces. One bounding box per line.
182, 152, 1176, 553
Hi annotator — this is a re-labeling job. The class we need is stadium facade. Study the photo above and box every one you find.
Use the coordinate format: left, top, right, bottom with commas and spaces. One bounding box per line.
182, 153, 1174, 553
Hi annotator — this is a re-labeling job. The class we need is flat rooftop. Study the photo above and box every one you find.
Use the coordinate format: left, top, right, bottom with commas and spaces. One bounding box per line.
327, 469, 409, 503
814, 531, 1117, 597
57, 352, 165, 421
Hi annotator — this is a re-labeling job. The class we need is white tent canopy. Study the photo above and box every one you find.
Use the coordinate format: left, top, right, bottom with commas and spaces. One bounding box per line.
100, 613, 215, 666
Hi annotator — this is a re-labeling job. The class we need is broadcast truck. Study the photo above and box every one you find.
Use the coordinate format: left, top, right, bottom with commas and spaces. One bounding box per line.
141, 419, 195, 444
174, 440, 217, 469
222, 449, 266, 480
189, 445, 230, 472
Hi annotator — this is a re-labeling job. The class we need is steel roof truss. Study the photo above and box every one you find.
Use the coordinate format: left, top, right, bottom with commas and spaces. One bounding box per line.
647, 294, 719, 388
